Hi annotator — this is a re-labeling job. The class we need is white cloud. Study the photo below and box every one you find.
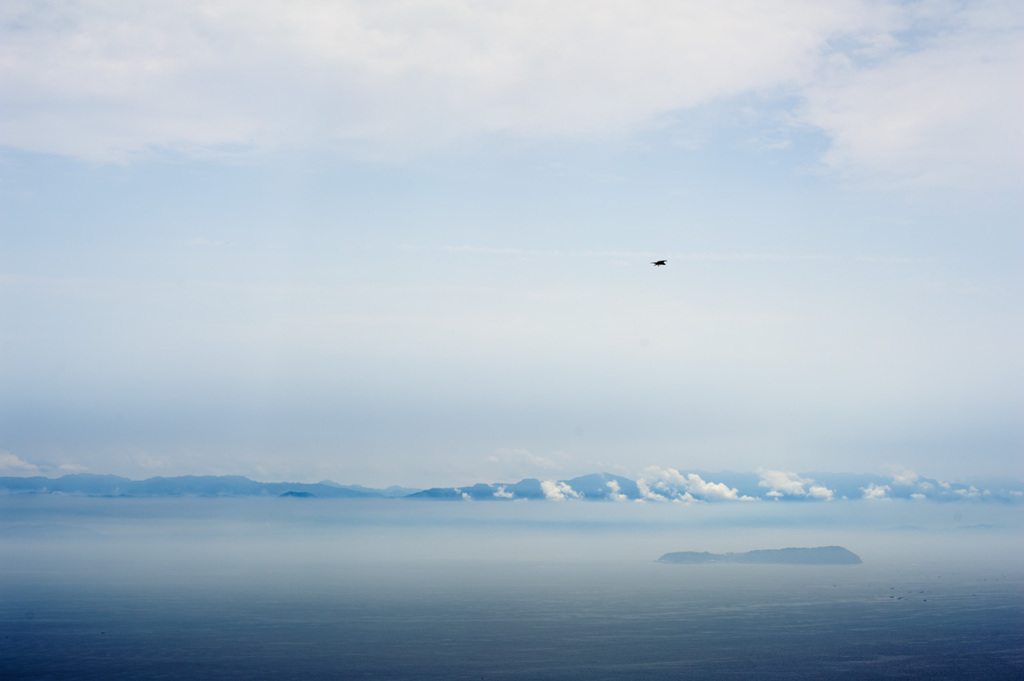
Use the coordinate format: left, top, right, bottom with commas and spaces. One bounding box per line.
0, 6, 901, 152
637, 466, 752, 502
492, 485, 514, 499
807, 485, 834, 500
540, 480, 580, 501
2, 1, 1016, 187
862, 482, 890, 499
758, 469, 834, 500
890, 467, 919, 486
799, 11, 1024, 187
759, 469, 810, 496
687, 474, 753, 501
3, 0, 853, 159
605, 479, 628, 502
0, 454, 85, 478
954, 485, 982, 499
0, 452, 42, 476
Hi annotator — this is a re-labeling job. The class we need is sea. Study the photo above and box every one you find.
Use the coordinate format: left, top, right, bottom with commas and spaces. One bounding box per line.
1, 496, 1021, 680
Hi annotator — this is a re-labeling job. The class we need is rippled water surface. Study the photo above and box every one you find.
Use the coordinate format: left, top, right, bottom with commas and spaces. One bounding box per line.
2, 497, 1021, 680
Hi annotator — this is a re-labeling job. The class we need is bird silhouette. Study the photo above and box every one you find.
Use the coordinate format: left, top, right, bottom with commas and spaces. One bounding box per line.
651, 260, 667, 266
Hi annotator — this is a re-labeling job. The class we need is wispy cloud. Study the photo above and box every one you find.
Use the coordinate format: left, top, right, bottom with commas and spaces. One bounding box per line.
3, 1, 1018, 186
0, 453, 87, 477
889, 466, 920, 486
439, 246, 915, 264
0, 452, 42, 476
854, 255, 915, 263
440, 245, 563, 257
798, 8, 1024, 187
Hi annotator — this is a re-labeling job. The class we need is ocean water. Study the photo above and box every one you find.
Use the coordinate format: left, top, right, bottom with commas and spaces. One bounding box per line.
1, 497, 1021, 680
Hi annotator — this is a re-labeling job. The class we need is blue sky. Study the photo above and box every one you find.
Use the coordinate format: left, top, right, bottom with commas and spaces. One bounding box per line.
1, 0, 1021, 486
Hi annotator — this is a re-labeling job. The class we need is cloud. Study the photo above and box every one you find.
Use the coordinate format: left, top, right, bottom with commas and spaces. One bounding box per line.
441, 245, 562, 257
0, 452, 42, 476
799, 9, 1024, 187
890, 467, 919, 486
605, 480, 628, 502
442, 247, 876, 263
488, 448, 559, 470
5, 0, 864, 160
806, 485, 834, 499
758, 469, 834, 500
637, 466, 753, 502
0, 453, 88, 477
492, 485, 514, 499
3, 1, 1015, 188
540, 480, 580, 501
954, 485, 982, 499
861, 482, 890, 499
442, 245, 848, 261
4, 0, 1015, 190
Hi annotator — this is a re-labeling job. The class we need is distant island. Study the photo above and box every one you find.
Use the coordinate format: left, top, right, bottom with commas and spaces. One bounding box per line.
657, 546, 862, 565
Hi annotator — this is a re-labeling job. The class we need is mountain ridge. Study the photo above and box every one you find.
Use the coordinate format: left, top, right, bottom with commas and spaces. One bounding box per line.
1, 471, 1021, 502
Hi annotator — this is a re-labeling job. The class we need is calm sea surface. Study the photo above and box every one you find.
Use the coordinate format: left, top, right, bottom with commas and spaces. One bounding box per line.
2, 497, 1021, 680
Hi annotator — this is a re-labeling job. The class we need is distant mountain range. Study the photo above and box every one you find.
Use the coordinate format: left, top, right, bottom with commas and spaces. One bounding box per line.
0, 474, 390, 499
1, 470, 1022, 503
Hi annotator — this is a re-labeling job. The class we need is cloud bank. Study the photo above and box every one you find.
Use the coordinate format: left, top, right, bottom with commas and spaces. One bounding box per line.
758, 470, 835, 500
637, 466, 754, 503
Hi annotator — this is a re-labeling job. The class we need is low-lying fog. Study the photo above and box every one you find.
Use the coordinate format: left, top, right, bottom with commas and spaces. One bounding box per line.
4, 496, 1022, 680
2, 496, 1021, 582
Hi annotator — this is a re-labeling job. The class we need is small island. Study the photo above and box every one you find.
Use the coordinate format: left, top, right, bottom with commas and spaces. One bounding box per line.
657, 546, 862, 565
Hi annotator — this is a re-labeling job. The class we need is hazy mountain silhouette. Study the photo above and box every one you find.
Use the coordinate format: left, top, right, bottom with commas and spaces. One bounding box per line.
1, 472, 1020, 502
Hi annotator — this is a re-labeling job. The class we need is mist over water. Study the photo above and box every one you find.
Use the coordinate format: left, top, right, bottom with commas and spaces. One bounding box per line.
2, 497, 1022, 679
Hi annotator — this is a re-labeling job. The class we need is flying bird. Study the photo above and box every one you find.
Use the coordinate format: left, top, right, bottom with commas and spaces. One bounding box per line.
651, 260, 667, 266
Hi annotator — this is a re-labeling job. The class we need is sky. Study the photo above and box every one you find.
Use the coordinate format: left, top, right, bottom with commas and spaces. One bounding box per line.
0, 0, 1021, 487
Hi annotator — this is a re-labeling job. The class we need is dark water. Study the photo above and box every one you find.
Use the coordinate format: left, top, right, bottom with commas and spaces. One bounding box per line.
2, 498, 1022, 680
